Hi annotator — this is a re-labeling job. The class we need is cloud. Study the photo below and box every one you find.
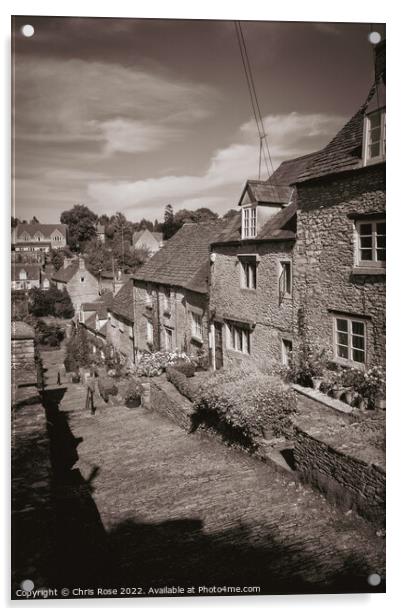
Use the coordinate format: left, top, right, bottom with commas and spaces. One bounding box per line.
87, 111, 346, 214
94, 118, 184, 155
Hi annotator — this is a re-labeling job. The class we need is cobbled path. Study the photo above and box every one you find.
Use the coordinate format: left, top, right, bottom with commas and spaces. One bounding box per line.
40, 348, 385, 596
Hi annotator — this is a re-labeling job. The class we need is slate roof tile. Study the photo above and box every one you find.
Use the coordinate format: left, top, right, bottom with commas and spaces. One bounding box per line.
111, 279, 134, 322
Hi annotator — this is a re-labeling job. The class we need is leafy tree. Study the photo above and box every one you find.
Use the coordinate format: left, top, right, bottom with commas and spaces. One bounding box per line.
11, 216, 20, 228
110, 212, 132, 242
162, 204, 177, 240
193, 207, 219, 222
65, 325, 90, 368
28, 286, 74, 318
30, 216, 40, 223
60, 204, 97, 252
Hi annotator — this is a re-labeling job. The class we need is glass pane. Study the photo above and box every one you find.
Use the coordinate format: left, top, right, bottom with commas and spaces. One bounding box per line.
337, 332, 348, 346
376, 248, 386, 261
352, 335, 365, 350
369, 112, 381, 128
337, 345, 349, 359
376, 222, 386, 235
360, 236, 372, 248
359, 224, 372, 236
352, 321, 365, 336
336, 319, 348, 333
352, 349, 365, 363
370, 127, 381, 142
376, 235, 386, 248
369, 142, 380, 158
360, 249, 373, 261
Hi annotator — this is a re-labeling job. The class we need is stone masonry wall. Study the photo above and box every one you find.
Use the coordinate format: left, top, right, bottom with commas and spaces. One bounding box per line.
294, 165, 385, 370
107, 316, 135, 365
210, 241, 295, 369
11, 338, 35, 369
134, 281, 209, 358
150, 376, 194, 431
65, 268, 100, 313
293, 424, 385, 523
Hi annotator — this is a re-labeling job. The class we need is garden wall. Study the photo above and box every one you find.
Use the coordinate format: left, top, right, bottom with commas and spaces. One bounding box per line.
149, 376, 195, 431
293, 423, 385, 524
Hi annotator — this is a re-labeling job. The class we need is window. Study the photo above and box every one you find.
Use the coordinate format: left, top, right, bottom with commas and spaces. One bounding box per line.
19, 269, 27, 280
80, 276, 85, 283
146, 320, 154, 343
227, 322, 250, 354
334, 316, 366, 366
282, 339, 293, 366
165, 327, 173, 351
279, 261, 292, 301
242, 206, 257, 239
191, 312, 203, 339
364, 109, 386, 163
242, 261, 257, 289
356, 220, 385, 265
145, 284, 153, 305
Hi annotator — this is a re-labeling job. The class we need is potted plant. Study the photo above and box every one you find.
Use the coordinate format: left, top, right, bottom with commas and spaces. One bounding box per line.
125, 378, 144, 408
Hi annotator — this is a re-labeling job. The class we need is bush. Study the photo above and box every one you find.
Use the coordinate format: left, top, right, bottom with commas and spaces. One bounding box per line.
193, 368, 297, 449
135, 350, 193, 378
35, 319, 65, 348
98, 376, 118, 401
166, 366, 199, 401
29, 286, 74, 319
65, 325, 90, 368
125, 378, 143, 406
64, 356, 78, 373
173, 360, 196, 377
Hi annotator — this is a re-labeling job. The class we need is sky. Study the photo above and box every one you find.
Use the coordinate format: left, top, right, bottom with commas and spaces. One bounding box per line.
12, 16, 386, 223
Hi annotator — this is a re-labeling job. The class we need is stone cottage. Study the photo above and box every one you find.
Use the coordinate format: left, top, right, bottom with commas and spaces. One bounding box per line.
79, 292, 113, 356
13, 223, 67, 250
292, 40, 386, 372
51, 257, 99, 314
133, 221, 225, 361
106, 279, 135, 366
209, 153, 316, 371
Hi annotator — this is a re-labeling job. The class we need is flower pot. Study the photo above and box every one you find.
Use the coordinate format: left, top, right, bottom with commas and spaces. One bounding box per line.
344, 388, 354, 405
332, 387, 343, 400
358, 398, 368, 411
375, 397, 386, 410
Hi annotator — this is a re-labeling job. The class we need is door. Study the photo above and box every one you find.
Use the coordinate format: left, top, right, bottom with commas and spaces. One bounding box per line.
214, 322, 223, 370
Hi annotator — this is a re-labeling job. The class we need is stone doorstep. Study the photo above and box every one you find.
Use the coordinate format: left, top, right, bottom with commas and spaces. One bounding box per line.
292, 383, 355, 417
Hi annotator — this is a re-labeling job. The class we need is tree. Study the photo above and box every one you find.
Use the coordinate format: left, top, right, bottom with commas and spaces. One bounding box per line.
30, 216, 40, 223
28, 286, 74, 318
162, 204, 177, 240
223, 209, 239, 219
193, 207, 219, 222
11, 216, 20, 228
60, 204, 97, 252
110, 212, 132, 242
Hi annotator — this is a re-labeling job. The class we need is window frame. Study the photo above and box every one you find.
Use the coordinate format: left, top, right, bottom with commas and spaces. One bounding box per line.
279, 260, 292, 301
363, 108, 386, 165
164, 326, 173, 351
146, 319, 154, 343
242, 206, 257, 239
332, 315, 367, 368
281, 338, 293, 366
191, 311, 203, 340
355, 219, 385, 267
226, 322, 251, 355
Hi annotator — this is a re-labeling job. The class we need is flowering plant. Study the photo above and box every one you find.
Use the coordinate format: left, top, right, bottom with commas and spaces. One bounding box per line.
355, 366, 385, 407
135, 350, 194, 377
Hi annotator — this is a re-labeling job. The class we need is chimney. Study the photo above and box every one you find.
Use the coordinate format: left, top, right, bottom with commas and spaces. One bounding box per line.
374, 39, 386, 83
79, 257, 85, 270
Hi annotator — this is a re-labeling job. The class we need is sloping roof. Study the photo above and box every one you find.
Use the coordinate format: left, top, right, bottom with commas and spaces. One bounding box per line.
11, 264, 41, 280
51, 260, 79, 283
240, 180, 291, 205
269, 151, 322, 185
297, 75, 386, 183
134, 221, 226, 294
16, 223, 67, 239
132, 229, 163, 245
11, 321, 35, 340
110, 279, 134, 322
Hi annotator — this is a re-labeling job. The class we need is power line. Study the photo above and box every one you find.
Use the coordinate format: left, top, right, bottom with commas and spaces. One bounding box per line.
234, 21, 282, 203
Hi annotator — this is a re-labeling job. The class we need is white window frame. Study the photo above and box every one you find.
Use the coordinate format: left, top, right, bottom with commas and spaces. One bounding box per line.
279, 260, 292, 300
281, 338, 293, 366
363, 108, 386, 165
333, 315, 367, 367
226, 322, 251, 354
355, 219, 385, 267
241, 260, 257, 289
165, 326, 173, 351
242, 206, 257, 239
191, 311, 203, 340
146, 319, 153, 343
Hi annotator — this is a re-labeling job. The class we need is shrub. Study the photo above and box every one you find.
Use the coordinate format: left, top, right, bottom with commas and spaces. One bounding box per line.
35, 319, 65, 348
193, 368, 297, 449
135, 350, 193, 378
98, 376, 118, 401
173, 360, 196, 377
281, 342, 330, 386
166, 366, 199, 401
28, 286, 74, 318
65, 325, 90, 368
125, 378, 143, 406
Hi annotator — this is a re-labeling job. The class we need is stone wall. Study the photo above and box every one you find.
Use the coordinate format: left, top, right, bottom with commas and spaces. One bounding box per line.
107, 315, 135, 365
65, 267, 100, 313
11, 338, 35, 369
294, 164, 386, 370
149, 376, 194, 431
134, 280, 209, 358
293, 424, 385, 523
210, 241, 295, 369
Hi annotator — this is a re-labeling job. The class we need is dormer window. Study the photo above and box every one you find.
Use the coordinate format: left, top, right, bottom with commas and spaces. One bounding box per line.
364, 108, 385, 164
242, 206, 257, 239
